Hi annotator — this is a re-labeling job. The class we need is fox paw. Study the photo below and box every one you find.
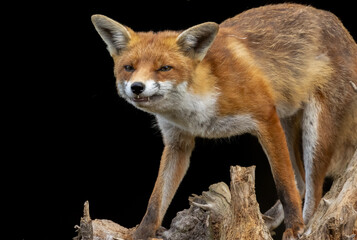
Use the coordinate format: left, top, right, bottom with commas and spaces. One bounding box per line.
282, 222, 304, 240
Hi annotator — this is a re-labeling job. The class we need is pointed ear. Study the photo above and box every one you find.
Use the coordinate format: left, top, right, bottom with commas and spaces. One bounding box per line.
91, 14, 132, 56
176, 22, 219, 61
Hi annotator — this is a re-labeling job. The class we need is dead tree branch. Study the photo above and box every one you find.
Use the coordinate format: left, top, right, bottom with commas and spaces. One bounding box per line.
74, 151, 357, 240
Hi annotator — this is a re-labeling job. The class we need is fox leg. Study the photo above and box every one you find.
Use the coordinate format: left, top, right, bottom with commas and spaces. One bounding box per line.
302, 96, 336, 224
257, 108, 304, 239
264, 114, 305, 231
133, 124, 195, 240
282, 114, 306, 197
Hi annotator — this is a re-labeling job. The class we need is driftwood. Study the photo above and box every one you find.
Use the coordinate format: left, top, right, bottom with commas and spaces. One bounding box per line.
74, 151, 357, 240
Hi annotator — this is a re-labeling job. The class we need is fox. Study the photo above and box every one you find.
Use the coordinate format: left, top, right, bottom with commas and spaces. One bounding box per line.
91, 3, 357, 240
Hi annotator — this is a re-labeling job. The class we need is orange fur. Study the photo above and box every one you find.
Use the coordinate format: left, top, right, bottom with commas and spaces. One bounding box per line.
92, 4, 357, 240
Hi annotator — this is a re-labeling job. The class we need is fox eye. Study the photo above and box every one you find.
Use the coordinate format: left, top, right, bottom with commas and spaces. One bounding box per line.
158, 65, 173, 72
124, 65, 135, 72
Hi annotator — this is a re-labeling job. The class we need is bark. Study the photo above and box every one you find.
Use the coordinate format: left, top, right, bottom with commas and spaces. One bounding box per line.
74, 151, 357, 240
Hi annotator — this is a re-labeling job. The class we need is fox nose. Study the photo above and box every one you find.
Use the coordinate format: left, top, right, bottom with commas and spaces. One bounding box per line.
131, 82, 145, 95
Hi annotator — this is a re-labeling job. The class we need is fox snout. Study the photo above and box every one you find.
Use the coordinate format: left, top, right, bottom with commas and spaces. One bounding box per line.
119, 80, 167, 105
125, 80, 159, 97
128, 81, 155, 103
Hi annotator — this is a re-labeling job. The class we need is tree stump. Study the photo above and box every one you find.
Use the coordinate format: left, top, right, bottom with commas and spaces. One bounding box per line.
74, 150, 357, 240
158, 166, 272, 240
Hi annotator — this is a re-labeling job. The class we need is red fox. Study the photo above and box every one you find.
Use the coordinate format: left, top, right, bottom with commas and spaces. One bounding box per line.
92, 3, 357, 240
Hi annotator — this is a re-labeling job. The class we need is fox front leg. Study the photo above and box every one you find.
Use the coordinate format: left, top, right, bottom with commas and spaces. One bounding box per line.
133, 122, 195, 239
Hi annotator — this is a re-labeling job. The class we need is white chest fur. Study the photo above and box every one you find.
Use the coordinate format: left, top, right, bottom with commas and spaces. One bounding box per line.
157, 113, 257, 139
156, 83, 257, 139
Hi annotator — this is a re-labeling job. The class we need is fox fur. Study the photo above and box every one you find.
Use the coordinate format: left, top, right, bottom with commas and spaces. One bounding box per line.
92, 3, 357, 240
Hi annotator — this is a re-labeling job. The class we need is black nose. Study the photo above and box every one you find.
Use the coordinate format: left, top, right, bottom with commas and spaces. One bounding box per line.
131, 82, 145, 95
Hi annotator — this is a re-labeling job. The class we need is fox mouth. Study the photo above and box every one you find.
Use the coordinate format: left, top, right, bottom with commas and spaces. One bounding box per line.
131, 94, 163, 103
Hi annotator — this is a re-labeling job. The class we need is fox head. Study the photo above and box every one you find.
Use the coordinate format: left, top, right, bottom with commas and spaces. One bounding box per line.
91, 15, 219, 114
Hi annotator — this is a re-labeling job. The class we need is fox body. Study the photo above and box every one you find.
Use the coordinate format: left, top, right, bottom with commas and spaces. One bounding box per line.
92, 3, 357, 240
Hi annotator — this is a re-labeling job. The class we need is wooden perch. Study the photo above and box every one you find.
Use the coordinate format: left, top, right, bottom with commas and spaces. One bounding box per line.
74, 151, 357, 240
157, 166, 272, 240
73, 201, 136, 240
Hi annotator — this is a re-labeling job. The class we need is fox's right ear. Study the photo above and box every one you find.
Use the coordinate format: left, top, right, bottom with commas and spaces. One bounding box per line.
91, 15, 132, 56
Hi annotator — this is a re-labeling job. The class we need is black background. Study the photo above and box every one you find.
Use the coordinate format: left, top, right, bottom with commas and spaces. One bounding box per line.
7, 1, 355, 240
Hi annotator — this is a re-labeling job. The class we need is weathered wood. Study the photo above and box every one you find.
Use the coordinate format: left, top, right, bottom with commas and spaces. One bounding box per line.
228, 166, 273, 239
73, 165, 271, 240
73, 201, 136, 240
74, 153, 357, 240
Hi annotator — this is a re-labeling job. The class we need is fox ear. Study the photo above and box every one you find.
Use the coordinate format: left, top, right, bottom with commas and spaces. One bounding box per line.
176, 22, 219, 61
91, 14, 132, 56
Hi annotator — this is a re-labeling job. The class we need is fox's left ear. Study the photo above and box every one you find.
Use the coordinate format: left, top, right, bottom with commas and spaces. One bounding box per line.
91, 14, 132, 56
176, 22, 219, 61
